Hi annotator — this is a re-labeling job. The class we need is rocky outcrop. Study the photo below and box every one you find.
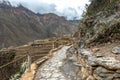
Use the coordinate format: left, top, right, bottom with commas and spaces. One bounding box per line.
76, 44, 120, 80
112, 46, 120, 54
79, 11, 120, 44
77, 1, 120, 79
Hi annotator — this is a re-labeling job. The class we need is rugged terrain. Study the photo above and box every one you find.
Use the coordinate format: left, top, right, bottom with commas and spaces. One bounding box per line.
18, 41, 120, 80
79, 0, 120, 45
0, 0, 120, 80
0, 36, 73, 80
31, 0, 120, 80
0, 1, 77, 49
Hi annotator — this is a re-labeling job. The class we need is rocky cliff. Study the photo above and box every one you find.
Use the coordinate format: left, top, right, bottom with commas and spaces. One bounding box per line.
79, 11, 120, 45
79, 0, 120, 45
76, 42, 120, 80
74, 0, 120, 79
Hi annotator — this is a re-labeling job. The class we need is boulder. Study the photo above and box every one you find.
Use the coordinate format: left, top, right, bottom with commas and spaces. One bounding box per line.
77, 48, 120, 80
112, 46, 120, 54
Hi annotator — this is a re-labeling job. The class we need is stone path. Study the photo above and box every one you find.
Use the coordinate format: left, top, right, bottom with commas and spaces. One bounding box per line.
34, 46, 71, 80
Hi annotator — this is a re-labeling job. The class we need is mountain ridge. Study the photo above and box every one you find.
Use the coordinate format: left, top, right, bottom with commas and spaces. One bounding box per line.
0, 1, 77, 49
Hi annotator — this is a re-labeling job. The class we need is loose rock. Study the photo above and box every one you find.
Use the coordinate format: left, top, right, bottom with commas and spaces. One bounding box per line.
112, 47, 120, 54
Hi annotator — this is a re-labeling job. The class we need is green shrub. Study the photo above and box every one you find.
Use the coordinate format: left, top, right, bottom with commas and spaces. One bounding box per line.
85, 0, 119, 16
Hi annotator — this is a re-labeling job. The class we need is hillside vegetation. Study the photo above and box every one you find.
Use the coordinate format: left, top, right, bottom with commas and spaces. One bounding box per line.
86, 0, 120, 16
79, 0, 120, 45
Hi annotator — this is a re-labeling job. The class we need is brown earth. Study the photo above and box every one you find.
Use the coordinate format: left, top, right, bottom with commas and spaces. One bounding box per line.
0, 1, 77, 49
0, 36, 74, 80
90, 41, 120, 58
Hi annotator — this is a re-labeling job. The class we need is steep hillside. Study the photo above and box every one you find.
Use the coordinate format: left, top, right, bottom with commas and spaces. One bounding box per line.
0, 2, 77, 49
68, 20, 80, 26
86, 0, 120, 16
38, 13, 77, 37
79, 0, 120, 45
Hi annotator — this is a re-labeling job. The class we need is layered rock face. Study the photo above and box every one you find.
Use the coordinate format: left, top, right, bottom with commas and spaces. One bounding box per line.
77, 1, 120, 79
78, 1, 120, 79
76, 43, 120, 80
79, 11, 120, 44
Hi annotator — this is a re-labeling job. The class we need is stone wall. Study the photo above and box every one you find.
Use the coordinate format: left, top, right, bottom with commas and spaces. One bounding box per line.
75, 46, 120, 80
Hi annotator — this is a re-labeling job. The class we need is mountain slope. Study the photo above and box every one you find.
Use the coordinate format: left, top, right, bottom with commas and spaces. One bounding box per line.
79, 0, 120, 45
0, 2, 77, 48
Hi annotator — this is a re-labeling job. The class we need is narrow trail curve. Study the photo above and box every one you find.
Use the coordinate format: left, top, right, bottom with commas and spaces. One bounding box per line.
34, 46, 72, 80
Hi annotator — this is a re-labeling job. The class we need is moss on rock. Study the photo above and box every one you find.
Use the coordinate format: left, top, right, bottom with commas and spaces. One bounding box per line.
79, 11, 120, 44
